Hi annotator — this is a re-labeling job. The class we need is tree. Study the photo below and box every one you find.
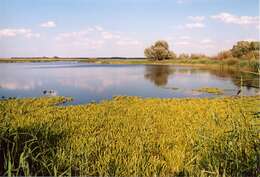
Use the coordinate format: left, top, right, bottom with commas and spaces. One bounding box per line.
178, 53, 189, 59
144, 40, 176, 60
250, 41, 260, 51
215, 50, 233, 60
190, 53, 207, 59
231, 41, 260, 59
231, 41, 251, 58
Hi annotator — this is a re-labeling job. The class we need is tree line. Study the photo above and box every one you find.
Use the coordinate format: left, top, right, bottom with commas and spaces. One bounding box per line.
144, 40, 260, 60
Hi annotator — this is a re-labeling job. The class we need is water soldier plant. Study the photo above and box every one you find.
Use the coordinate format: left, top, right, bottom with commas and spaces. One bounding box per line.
193, 87, 224, 95
0, 96, 259, 176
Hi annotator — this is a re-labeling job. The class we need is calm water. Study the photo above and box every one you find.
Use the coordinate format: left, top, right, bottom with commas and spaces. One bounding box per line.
0, 62, 259, 104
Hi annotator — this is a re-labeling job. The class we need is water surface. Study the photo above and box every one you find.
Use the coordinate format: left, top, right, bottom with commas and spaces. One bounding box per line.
0, 62, 259, 104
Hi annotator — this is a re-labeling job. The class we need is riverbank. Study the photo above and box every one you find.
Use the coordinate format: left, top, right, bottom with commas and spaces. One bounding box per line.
1, 96, 259, 176
1, 58, 259, 73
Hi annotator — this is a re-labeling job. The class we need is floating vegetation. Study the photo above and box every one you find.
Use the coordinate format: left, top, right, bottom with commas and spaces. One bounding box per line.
0, 96, 259, 176
193, 87, 224, 94
161, 86, 179, 90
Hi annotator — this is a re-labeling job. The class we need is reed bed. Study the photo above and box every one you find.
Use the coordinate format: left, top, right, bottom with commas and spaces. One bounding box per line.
0, 96, 259, 176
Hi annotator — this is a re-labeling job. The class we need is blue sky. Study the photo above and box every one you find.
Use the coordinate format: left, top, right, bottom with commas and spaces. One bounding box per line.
0, 0, 259, 57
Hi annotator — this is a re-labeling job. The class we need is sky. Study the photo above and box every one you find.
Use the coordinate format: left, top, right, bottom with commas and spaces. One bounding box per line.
0, 0, 259, 57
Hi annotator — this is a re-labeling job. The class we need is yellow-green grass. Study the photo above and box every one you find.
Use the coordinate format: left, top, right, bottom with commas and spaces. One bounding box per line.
193, 87, 224, 95
0, 96, 259, 176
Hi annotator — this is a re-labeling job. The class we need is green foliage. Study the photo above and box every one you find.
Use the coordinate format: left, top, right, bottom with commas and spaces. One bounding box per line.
248, 60, 260, 72
215, 50, 233, 60
224, 58, 239, 66
1, 96, 259, 176
231, 41, 260, 59
190, 54, 208, 60
144, 40, 176, 60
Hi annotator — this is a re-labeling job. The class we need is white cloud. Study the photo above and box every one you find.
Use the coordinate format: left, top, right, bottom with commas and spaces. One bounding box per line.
25, 33, 40, 38
176, 0, 189, 4
184, 23, 205, 29
188, 16, 205, 22
179, 36, 191, 40
56, 31, 89, 41
40, 21, 56, 28
116, 39, 140, 46
0, 28, 30, 37
242, 38, 259, 42
95, 25, 103, 31
101, 31, 121, 39
174, 41, 190, 45
0, 28, 40, 38
200, 39, 212, 44
211, 12, 259, 27
56, 26, 140, 50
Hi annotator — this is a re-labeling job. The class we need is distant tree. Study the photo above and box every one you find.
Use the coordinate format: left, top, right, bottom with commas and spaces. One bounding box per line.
250, 41, 260, 50
178, 53, 190, 59
168, 51, 177, 60
190, 53, 207, 60
215, 50, 233, 60
249, 41, 260, 59
231, 41, 260, 59
231, 41, 251, 58
144, 40, 176, 60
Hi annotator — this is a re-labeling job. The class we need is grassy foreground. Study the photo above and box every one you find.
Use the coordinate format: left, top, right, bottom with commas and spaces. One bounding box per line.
0, 96, 259, 176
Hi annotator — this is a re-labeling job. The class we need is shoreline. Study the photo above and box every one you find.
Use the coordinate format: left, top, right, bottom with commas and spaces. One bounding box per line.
0, 58, 259, 74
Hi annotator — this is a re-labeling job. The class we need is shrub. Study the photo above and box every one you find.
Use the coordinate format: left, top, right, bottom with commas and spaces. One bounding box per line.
215, 50, 233, 60
190, 54, 207, 60
225, 58, 239, 66
248, 60, 260, 72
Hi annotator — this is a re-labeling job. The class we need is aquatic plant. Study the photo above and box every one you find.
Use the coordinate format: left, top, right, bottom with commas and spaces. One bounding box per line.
0, 96, 259, 176
193, 87, 224, 94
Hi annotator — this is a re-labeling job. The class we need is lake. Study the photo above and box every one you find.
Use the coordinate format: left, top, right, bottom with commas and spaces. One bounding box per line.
0, 62, 259, 104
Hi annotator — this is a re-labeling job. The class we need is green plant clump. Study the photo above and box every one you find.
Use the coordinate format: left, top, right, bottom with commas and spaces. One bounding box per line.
0, 96, 259, 176
194, 87, 224, 94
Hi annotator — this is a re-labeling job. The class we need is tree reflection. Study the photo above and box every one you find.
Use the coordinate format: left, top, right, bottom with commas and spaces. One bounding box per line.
207, 67, 259, 90
144, 65, 259, 90
144, 65, 175, 86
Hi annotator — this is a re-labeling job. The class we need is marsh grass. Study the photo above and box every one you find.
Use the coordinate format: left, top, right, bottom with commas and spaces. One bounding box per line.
0, 96, 259, 176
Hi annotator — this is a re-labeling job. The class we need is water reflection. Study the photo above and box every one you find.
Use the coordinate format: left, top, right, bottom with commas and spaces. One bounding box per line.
144, 65, 259, 91
144, 65, 175, 86
206, 68, 259, 89
0, 62, 258, 104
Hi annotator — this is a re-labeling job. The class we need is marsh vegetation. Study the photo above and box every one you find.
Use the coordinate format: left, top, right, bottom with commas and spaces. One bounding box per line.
1, 96, 259, 176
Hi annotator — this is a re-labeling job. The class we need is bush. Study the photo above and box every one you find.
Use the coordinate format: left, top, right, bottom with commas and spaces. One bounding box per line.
215, 50, 233, 60
248, 60, 260, 72
190, 54, 207, 60
225, 58, 239, 66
